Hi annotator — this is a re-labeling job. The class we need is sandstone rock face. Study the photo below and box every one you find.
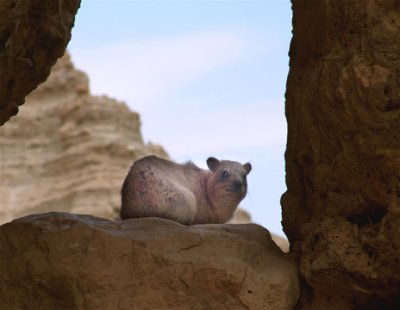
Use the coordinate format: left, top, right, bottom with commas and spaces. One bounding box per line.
0, 53, 168, 224
0, 212, 299, 309
0, 0, 81, 125
282, 0, 400, 308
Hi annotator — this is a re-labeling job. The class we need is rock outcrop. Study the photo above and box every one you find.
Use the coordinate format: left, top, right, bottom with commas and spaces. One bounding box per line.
0, 53, 168, 224
0, 0, 81, 125
282, 0, 400, 308
0, 212, 300, 309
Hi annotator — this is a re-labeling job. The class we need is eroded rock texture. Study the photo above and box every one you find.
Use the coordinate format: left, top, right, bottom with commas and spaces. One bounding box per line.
0, 212, 299, 309
0, 0, 80, 125
282, 0, 400, 308
0, 53, 168, 224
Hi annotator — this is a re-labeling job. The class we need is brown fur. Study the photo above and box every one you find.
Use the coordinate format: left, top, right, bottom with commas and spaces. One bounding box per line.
120, 155, 252, 225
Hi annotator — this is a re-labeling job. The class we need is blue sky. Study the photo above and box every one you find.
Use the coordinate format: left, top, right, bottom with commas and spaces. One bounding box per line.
68, 0, 292, 236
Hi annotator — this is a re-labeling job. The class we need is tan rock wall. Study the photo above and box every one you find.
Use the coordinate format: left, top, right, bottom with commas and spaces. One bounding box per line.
282, 0, 400, 308
0, 0, 80, 125
0, 53, 168, 223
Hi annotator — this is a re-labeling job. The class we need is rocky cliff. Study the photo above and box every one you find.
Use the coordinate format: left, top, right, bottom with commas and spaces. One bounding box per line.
0, 0, 80, 125
282, 0, 400, 308
0, 53, 168, 224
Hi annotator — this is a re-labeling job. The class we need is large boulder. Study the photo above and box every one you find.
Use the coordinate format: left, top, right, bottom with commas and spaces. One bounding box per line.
0, 212, 299, 309
282, 0, 400, 308
0, 0, 81, 125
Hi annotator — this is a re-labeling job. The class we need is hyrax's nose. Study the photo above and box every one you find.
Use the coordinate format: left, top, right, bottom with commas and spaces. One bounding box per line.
232, 180, 243, 192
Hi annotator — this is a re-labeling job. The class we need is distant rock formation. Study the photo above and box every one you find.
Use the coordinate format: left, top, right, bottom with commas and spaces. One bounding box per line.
0, 212, 299, 309
228, 207, 252, 224
229, 208, 289, 253
0, 0, 81, 125
282, 0, 400, 308
0, 53, 168, 224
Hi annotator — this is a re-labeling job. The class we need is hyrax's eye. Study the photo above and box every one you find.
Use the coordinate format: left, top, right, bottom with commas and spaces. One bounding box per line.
221, 170, 230, 178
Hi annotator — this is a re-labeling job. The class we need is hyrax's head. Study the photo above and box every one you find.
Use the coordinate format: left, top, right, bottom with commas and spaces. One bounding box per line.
206, 157, 252, 207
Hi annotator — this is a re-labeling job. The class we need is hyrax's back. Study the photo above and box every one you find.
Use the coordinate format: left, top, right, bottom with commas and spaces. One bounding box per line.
120, 156, 199, 224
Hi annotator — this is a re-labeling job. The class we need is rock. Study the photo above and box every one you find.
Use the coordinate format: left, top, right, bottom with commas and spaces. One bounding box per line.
270, 234, 289, 254
228, 208, 252, 224
0, 53, 168, 224
0, 212, 300, 309
0, 0, 81, 125
282, 0, 400, 308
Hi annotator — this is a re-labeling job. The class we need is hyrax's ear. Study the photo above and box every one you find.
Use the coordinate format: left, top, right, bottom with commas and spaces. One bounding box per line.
207, 157, 220, 172
243, 163, 252, 175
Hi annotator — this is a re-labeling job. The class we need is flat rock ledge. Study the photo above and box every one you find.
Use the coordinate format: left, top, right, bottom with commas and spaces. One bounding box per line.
0, 212, 299, 309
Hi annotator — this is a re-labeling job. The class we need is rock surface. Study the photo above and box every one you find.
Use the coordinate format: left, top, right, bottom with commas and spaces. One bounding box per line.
0, 212, 299, 309
282, 0, 400, 308
0, 0, 81, 125
0, 53, 168, 224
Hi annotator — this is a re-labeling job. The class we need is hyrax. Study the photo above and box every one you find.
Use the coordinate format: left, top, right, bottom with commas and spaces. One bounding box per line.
120, 155, 252, 225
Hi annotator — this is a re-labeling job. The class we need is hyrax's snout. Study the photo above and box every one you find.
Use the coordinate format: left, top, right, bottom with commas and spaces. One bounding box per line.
230, 176, 248, 194
231, 179, 243, 192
